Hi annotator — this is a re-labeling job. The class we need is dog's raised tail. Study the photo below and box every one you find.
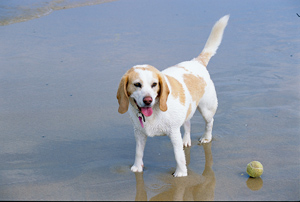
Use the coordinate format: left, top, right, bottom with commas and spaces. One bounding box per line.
197, 15, 229, 66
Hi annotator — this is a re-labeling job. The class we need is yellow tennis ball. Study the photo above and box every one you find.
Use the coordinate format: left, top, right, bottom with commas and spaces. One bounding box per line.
247, 161, 263, 178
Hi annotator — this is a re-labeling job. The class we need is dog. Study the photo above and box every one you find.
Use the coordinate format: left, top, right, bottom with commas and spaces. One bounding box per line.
117, 15, 229, 177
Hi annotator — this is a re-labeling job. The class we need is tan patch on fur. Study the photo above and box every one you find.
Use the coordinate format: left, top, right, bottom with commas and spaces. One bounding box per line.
175, 65, 189, 72
183, 74, 206, 104
134, 65, 160, 73
196, 52, 212, 66
165, 75, 185, 106
126, 69, 141, 96
185, 103, 192, 120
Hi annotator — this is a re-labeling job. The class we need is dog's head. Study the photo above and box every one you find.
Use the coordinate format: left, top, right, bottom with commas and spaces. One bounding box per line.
117, 65, 169, 116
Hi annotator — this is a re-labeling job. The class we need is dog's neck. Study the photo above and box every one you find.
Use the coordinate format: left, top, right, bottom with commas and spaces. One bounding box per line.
128, 97, 162, 128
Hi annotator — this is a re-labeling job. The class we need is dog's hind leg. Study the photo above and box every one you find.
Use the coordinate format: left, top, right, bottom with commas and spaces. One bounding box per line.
197, 91, 218, 143
183, 120, 192, 147
199, 115, 214, 144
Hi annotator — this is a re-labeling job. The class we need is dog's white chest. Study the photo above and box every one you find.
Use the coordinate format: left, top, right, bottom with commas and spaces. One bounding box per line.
143, 118, 169, 137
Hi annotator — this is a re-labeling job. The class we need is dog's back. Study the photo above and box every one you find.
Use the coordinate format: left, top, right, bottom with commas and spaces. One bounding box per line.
161, 15, 230, 130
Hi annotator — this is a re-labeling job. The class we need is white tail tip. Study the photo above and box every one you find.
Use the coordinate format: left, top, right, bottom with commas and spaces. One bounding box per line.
197, 15, 230, 66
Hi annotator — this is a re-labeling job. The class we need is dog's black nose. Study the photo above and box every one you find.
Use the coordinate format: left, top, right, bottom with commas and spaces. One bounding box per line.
143, 96, 152, 105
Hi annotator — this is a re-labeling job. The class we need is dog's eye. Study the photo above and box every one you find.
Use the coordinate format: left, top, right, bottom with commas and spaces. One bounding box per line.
151, 82, 157, 88
134, 82, 142, 88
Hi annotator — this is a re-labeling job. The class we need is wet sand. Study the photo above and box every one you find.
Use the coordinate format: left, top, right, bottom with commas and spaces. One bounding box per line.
0, 0, 299, 200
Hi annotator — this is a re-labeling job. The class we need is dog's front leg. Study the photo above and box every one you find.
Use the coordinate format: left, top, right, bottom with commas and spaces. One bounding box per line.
169, 129, 188, 177
131, 129, 147, 172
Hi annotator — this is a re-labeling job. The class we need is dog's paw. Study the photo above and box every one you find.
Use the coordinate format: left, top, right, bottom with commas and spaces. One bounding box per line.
199, 137, 212, 144
183, 136, 191, 147
173, 170, 188, 177
131, 164, 143, 172
199, 135, 212, 144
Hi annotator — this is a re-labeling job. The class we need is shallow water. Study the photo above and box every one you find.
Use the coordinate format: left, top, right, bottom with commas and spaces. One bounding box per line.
0, 0, 116, 26
0, 0, 299, 200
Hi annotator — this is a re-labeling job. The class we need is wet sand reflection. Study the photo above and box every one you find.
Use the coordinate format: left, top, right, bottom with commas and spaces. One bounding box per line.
246, 177, 263, 191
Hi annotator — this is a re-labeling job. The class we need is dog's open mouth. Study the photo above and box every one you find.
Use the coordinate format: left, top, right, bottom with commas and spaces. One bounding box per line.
134, 99, 153, 117
140, 107, 153, 117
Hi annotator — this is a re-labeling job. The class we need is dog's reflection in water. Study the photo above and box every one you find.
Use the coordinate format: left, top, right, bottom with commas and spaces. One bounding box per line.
134, 142, 215, 201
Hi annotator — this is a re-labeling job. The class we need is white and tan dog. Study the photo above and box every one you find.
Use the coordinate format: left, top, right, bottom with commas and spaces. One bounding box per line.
117, 15, 229, 177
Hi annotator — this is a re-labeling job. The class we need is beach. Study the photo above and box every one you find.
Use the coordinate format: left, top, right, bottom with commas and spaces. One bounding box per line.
0, 0, 299, 200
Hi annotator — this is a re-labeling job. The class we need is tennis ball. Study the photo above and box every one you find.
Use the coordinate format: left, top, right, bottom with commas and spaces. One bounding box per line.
247, 161, 263, 178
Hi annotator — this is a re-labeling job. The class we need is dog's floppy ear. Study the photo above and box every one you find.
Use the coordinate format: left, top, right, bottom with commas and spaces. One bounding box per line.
116, 74, 129, 114
158, 73, 170, 112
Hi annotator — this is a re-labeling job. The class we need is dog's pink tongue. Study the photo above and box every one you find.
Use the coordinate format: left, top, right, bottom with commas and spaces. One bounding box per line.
141, 107, 153, 117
